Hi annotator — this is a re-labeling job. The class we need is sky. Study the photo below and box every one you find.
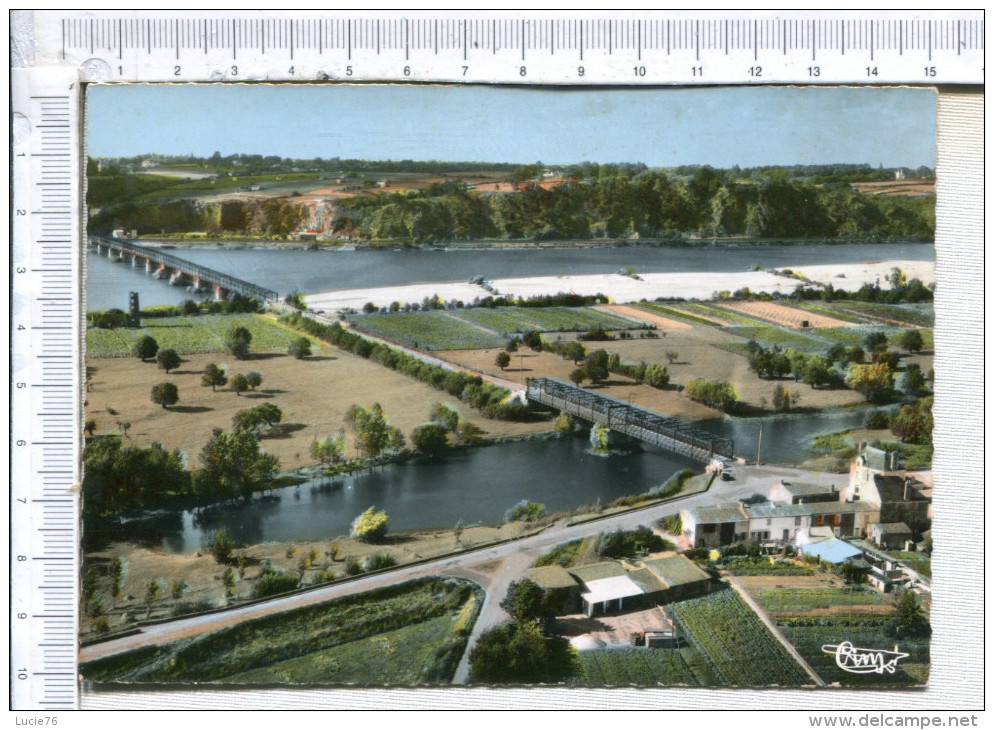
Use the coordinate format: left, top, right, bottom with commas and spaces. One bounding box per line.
86, 84, 936, 168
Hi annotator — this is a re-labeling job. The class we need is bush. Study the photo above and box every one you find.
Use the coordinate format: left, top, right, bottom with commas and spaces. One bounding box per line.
350, 506, 389, 542
598, 526, 670, 559
205, 528, 234, 564
507, 500, 545, 522
253, 566, 300, 598
133, 335, 159, 361
362, 553, 398, 571
685, 378, 738, 412
288, 336, 312, 359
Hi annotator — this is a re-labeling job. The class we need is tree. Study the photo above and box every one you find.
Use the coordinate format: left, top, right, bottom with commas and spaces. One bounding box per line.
896, 329, 925, 354
226, 325, 253, 359
288, 337, 312, 359
429, 402, 461, 432
772, 383, 794, 412
505, 338, 520, 353
351, 506, 389, 542
344, 403, 403, 458
665, 351, 679, 365
81, 437, 190, 520
900, 363, 929, 397
644, 363, 670, 389
500, 579, 552, 621
150, 381, 179, 409
891, 590, 931, 637
599, 526, 668, 559
411, 422, 449, 458
802, 356, 833, 389
201, 363, 227, 392
246, 370, 263, 390
232, 402, 284, 433
231, 373, 250, 395
863, 331, 888, 351
583, 349, 611, 384
84, 419, 98, 437
469, 620, 576, 684
133, 334, 159, 361
568, 368, 586, 386
156, 348, 182, 374
846, 362, 894, 403
206, 528, 234, 564
495, 351, 511, 370
507, 500, 545, 522
194, 428, 280, 501
310, 434, 346, 466
685, 378, 738, 412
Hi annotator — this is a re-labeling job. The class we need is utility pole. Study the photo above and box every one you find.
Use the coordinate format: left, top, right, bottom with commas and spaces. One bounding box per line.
756, 423, 763, 466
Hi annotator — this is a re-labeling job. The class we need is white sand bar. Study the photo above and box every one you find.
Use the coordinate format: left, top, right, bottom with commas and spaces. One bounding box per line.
305, 259, 933, 313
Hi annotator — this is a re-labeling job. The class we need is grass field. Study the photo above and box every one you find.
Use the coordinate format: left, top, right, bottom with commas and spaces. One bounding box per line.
666, 587, 810, 686
577, 645, 720, 687
453, 306, 639, 335
727, 325, 826, 351
347, 311, 506, 350
792, 301, 863, 323
86, 314, 312, 357
80, 577, 482, 685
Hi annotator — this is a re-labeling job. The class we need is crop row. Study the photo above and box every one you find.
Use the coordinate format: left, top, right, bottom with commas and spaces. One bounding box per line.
453, 306, 638, 335
347, 311, 506, 351
753, 587, 892, 614
636, 302, 719, 327
791, 301, 863, 323
577, 646, 717, 687
834, 301, 934, 327
727, 325, 827, 351
666, 588, 810, 686
779, 622, 930, 686
85, 314, 310, 357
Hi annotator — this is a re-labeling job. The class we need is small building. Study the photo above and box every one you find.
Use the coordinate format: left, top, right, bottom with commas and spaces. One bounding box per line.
870, 522, 913, 550
798, 538, 863, 564
681, 502, 748, 548
768, 480, 840, 505
640, 553, 713, 602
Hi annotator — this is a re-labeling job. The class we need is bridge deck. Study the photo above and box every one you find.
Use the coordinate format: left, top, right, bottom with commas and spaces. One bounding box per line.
91, 235, 279, 301
526, 377, 734, 462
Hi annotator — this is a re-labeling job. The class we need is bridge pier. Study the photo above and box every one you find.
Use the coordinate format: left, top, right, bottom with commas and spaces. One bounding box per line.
152, 263, 167, 280
130, 254, 138, 268
214, 284, 230, 301
145, 258, 153, 274
169, 269, 188, 287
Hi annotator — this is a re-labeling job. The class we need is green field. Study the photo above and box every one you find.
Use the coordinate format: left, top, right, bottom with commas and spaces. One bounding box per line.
723, 557, 816, 577
666, 587, 810, 686
676, 302, 763, 326
86, 313, 313, 357
753, 587, 893, 614
780, 620, 930, 686
792, 301, 862, 323
80, 578, 482, 685
453, 306, 639, 335
727, 325, 826, 351
348, 311, 506, 350
577, 645, 720, 687
833, 302, 934, 328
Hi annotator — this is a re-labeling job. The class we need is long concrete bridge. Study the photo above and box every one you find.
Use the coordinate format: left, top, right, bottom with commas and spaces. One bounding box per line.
90, 235, 279, 302
526, 377, 734, 463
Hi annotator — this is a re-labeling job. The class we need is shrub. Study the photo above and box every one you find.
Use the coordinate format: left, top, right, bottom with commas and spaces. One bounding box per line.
685, 378, 738, 412
362, 553, 398, 571
253, 566, 300, 598
350, 506, 389, 542
598, 526, 670, 559
507, 500, 545, 522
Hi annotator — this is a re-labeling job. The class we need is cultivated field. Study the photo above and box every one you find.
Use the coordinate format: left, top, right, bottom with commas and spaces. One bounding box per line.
735, 572, 929, 686
578, 646, 719, 687
599, 304, 692, 331
80, 578, 482, 685
851, 179, 935, 197
86, 313, 310, 358
717, 300, 852, 329
665, 586, 811, 686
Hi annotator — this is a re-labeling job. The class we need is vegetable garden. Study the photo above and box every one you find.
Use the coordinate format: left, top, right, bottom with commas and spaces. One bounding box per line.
577, 646, 720, 687
666, 587, 810, 686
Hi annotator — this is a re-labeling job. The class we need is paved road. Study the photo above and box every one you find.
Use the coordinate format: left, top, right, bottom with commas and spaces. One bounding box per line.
79, 463, 845, 676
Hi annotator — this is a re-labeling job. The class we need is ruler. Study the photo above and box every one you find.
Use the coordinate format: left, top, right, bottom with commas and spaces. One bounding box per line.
10, 67, 81, 711
7, 9, 982, 712
25, 10, 985, 85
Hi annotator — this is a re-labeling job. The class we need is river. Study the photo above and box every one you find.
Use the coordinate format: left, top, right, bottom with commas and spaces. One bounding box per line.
92, 406, 881, 554
85, 241, 934, 311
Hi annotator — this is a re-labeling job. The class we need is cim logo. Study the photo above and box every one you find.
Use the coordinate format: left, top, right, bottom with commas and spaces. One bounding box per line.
822, 641, 909, 675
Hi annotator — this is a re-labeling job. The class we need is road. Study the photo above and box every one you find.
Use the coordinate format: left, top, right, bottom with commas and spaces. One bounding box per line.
79, 462, 844, 679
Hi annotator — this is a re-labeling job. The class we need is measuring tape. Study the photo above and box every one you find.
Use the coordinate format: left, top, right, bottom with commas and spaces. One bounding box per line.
8, 9, 983, 711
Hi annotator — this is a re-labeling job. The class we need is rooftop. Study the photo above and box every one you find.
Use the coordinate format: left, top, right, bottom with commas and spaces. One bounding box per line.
642, 553, 712, 587
526, 565, 579, 591
581, 575, 645, 605
874, 474, 930, 502
775, 481, 839, 497
799, 538, 864, 564
570, 561, 628, 584
684, 502, 746, 524
872, 522, 913, 535
744, 502, 811, 519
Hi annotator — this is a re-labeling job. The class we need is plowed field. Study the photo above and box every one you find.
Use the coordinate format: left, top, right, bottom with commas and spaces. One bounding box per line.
717, 300, 850, 329
597, 304, 692, 332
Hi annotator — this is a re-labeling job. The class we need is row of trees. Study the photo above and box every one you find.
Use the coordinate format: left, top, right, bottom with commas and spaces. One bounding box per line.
333, 172, 934, 243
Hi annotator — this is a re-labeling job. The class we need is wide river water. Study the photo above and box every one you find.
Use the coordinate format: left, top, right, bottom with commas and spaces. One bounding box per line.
87, 241, 920, 551
85, 241, 933, 311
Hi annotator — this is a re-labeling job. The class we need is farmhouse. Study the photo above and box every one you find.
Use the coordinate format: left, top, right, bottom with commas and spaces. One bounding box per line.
768, 480, 840, 505
524, 551, 713, 618
843, 443, 931, 534
870, 522, 914, 550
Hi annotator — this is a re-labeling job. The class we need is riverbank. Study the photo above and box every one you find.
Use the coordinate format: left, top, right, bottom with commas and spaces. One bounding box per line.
306, 259, 934, 313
